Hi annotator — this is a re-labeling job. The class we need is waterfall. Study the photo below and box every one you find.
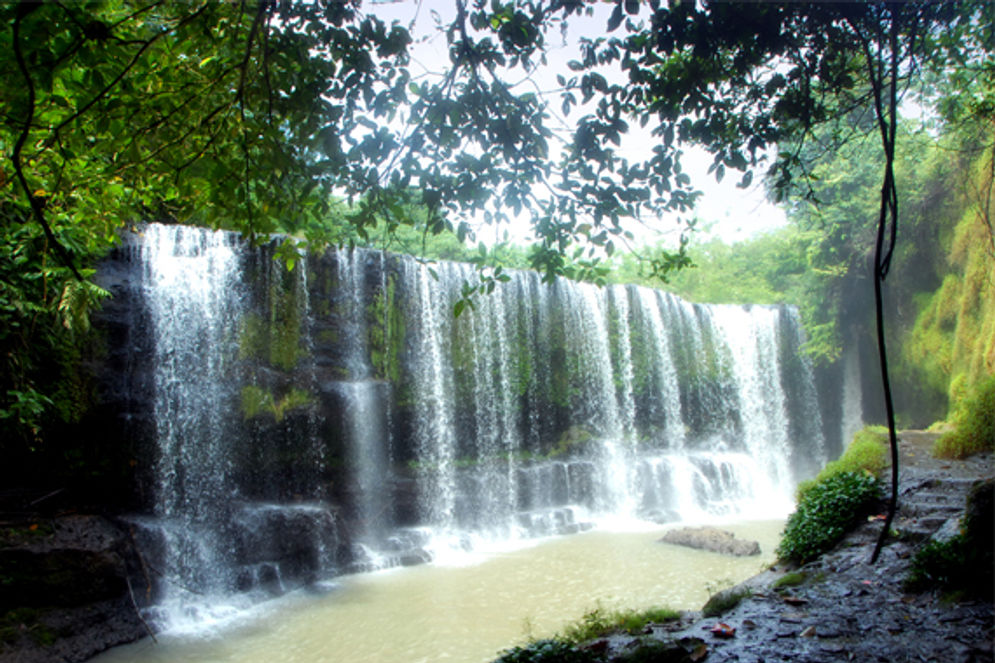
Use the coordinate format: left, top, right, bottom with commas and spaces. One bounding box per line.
140, 224, 244, 625
106, 224, 831, 631
840, 343, 865, 447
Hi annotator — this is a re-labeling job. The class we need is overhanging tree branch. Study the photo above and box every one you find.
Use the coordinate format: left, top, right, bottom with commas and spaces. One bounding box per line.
10, 1, 82, 282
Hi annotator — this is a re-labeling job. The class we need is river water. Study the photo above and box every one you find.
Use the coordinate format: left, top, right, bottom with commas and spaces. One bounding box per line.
91, 520, 783, 663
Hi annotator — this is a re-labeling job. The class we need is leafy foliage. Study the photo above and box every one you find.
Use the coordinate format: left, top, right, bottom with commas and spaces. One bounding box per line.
0, 218, 109, 452
777, 471, 881, 564
1, 0, 990, 472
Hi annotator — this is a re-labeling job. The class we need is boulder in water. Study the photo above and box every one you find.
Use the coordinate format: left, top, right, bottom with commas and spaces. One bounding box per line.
659, 527, 761, 556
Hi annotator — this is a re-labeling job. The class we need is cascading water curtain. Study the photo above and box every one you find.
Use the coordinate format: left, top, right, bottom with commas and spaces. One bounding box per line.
117, 224, 832, 625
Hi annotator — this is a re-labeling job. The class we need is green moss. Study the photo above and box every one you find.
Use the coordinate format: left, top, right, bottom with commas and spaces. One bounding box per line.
772, 571, 807, 590
903, 185, 995, 421
237, 274, 306, 372
238, 314, 265, 362
241, 385, 270, 420
701, 587, 751, 618
241, 385, 313, 422
796, 425, 887, 502
933, 377, 995, 459
269, 285, 305, 371
368, 274, 405, 383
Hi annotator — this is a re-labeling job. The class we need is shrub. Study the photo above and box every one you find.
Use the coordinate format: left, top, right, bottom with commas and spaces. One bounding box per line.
796, 426, 887, 502
906, 537, 970, 591
777, 471, 881, 564
933, 377, 995, 459
496, 639, 600, 663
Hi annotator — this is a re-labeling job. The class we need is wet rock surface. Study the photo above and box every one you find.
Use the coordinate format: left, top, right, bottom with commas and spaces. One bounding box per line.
659, 527, 761, 557
0, 516, 148, 663
595, 433, 994, 662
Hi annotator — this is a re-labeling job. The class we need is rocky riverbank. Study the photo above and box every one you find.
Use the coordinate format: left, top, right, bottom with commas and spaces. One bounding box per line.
578, 432, 993, 662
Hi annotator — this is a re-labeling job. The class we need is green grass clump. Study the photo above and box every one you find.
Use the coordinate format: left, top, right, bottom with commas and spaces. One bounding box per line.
796, 426, 887, 502
560, 605, 679, 643
777, 471, 881, 564
495, 639, 599, 663
933, 377, 995, 459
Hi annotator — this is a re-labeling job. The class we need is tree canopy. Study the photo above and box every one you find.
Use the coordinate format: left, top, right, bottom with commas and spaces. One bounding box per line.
1, 1, 991, 454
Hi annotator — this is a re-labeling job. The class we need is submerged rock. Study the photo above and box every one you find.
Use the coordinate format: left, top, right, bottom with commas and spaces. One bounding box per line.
659, 527, 761, 556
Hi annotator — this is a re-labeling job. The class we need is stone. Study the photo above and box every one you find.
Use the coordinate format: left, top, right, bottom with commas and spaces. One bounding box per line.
0, 515, 147, 663
658, 527, 761, 556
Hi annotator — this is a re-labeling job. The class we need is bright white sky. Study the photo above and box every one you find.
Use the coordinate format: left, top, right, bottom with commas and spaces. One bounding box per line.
367, 0, 787, 247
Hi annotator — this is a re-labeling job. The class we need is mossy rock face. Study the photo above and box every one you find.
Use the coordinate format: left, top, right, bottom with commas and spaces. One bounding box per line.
933, 377, 995, 459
